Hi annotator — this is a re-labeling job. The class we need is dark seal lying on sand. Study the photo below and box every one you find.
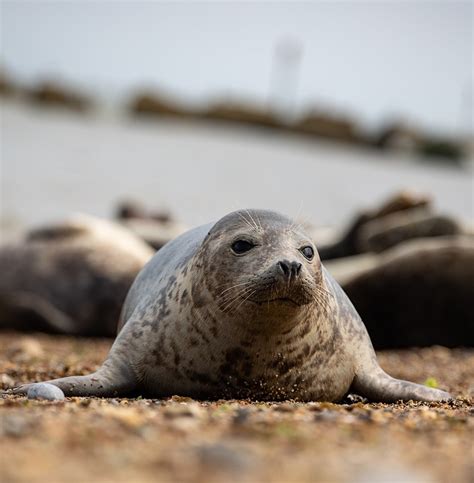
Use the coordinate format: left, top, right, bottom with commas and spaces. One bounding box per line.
0, 215, 153, 337
10, 210, 451, 403
317, 191, 464, 260
338, 237, 474, 349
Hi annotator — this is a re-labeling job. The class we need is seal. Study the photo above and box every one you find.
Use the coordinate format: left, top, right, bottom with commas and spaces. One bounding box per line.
10, 210, 451, 402
337, 237, 474, 349
0, 214, 153, 337
317, 190, 464, 260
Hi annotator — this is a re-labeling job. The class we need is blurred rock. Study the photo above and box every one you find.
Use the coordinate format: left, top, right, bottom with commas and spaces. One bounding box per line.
203, 101, 281, 129
417, 138, 465, 162
0, 374, 16, 389
373, 121, 422, 151
294, 109, 362, 143
0, 68, 17, 97
26, 80, 93, 112
1, 415, 34, 438
195, 442, 255, 473
0, 215, 153, 337
129, 90, 193, 119
115, 200, 173, 223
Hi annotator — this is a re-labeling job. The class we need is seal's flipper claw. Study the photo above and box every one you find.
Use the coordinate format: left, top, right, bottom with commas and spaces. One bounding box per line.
352, 367, 452, 403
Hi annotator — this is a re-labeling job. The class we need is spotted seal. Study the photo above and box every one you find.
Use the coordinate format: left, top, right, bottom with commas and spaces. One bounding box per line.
0, 215, 153, 337
338, 237, 474, 349
10, 210, 451, 402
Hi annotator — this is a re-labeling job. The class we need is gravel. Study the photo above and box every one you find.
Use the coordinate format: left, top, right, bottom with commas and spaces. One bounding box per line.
0, 332, 472, 483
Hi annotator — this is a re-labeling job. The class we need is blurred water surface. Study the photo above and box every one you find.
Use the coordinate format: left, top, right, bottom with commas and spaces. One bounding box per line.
1, 101, 472, 237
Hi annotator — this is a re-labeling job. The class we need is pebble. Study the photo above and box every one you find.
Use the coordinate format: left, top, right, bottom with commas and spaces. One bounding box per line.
27, 383, 65, 401
0, 374, 15, 388
196, 443, 254, 472
1, 415, 32, 437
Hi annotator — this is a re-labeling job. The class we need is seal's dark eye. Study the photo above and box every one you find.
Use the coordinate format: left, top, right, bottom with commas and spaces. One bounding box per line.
231, 240, 255, 254
300, 246, 314, 260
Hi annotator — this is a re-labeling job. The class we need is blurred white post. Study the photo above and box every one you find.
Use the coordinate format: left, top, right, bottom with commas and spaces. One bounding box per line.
461, 79, 473, 158
269, 37, 303, 123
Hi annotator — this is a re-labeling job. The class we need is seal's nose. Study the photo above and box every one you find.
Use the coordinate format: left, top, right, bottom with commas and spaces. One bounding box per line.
278, 260, 302, 279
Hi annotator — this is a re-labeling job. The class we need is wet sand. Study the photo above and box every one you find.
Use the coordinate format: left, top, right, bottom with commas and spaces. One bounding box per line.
1, 333, 472, 483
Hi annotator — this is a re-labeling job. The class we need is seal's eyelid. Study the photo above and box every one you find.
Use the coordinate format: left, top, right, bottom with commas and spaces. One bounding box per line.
231, 234, 260, 245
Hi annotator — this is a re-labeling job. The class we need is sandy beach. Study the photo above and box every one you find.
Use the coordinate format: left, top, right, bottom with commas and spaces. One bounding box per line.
1, 332, 473, 483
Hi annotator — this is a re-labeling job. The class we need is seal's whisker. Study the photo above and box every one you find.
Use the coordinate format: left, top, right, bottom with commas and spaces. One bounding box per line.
217, 283, 254, 304
231, 289, 257, 313
314, 285, 335, 299
238, 214, 255, 232
244, 209, 260, 232
219, 285, 256, 312
253, 212, 263, 231
225, 285, 258, 311
313, 291, 331, 312
236, 211, 255, 231
217, 281, 253, 298
214, 278, 254, 292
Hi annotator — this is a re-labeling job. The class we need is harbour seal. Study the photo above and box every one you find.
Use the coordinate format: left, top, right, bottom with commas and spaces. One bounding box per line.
336, 237, 474, 349
10, 210, 451, 402
317, 191, 432, 260
316, 190, 464, 260
115, 200, 188, 250
0, 215, 153, 337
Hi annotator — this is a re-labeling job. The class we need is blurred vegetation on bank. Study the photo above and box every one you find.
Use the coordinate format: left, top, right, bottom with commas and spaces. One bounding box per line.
0, 68, 470, 164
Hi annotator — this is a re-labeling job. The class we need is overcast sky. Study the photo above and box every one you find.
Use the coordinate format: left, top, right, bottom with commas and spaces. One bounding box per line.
1, 1, 472, 135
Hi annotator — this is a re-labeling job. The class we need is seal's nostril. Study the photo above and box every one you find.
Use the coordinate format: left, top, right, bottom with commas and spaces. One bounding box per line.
279, 260, 302, 279
292, 262, 302, 276
278, 261, 290, 277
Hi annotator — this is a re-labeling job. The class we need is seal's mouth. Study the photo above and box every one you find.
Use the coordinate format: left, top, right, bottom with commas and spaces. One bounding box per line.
252, 297, 299, 306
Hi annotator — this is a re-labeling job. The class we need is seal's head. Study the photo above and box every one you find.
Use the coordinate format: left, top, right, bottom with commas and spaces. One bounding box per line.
194, 210, 324, 322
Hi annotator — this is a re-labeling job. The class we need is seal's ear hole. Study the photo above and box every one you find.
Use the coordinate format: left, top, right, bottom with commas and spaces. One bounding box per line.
231, 240, 255, 255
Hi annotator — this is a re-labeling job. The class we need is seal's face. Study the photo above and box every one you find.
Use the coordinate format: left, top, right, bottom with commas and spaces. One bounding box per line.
197, 210, 323, 318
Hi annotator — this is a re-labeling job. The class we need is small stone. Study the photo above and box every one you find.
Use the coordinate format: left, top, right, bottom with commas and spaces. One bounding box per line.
273, 403, 297, 412
196, 443, 253, 472
101, 406, 146, 429
163, 403, 203, 419
27, 383, 65, 401
232, 407, 251, 425
1, 415, 32, 437
0, 374, 15, 388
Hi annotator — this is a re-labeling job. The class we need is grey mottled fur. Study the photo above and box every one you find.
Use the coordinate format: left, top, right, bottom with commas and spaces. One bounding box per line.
10, 210, 451, 402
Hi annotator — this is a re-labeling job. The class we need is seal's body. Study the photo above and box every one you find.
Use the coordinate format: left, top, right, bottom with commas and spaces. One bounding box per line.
340, 237, 474, 349
12, 210, 451, 402
0, 215, 153, 337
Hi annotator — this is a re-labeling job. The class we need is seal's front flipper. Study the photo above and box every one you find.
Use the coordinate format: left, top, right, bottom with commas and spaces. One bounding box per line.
352, 365, 452, 403
10, 359, 138, 399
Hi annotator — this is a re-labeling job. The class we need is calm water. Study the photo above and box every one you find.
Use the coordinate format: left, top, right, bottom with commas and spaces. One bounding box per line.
1, 101, 473, 239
